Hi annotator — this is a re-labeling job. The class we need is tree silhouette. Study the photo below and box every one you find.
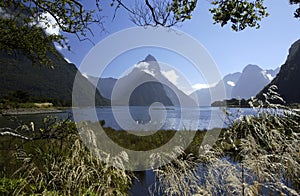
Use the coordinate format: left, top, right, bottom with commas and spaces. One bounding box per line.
1, 0, 299, 66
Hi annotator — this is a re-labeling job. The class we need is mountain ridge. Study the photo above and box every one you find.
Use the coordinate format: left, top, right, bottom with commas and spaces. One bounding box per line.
257, 39, 300, 104
191, 64, 279, 106
89, 54, 196, 106
0, 49, 109, 107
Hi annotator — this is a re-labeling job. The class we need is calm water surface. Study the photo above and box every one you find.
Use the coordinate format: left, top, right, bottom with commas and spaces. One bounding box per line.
0, 106, 257, 130
72, 106, 257, 131
0, 106, 260, 195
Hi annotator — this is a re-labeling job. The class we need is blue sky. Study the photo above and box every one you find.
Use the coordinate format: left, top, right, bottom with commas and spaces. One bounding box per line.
59, 1, 300, 89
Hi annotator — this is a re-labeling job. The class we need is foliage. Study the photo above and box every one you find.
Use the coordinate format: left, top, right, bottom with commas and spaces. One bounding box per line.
0, 49, 109, 107
151, 86, 300, 195
219, 86, 300, 195
14, 138, 131, 195
149, 146, 201, 196
211, 98, 250, 107
0, 16, 62, 67
113, 0, 300, 31
2, 1, 300, 66
0, 90, 68, 109
209, 0, 268, 31
0, 178, 27, 195
0, 116, 132, 195
290, 0, 300, 18
0, 86, 299, 195
85, 122, 215, 155
0, 0, 102, 67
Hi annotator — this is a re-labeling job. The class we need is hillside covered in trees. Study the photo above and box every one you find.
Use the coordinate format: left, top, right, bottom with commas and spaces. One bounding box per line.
0, 49, 109, 108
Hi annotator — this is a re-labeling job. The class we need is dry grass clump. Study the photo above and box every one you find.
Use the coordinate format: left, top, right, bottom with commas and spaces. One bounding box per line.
1, 117, 132, 195
15, 139, 131, 195
150, 86, 300, 196
1, 85, 299, 195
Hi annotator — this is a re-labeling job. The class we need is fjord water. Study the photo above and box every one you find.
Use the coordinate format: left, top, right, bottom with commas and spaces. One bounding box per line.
72, 106, 257, 131
0, 106, 257, 130
0, 106, 257, 195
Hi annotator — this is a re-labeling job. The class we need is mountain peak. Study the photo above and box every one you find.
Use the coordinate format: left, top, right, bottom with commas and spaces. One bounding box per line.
136, 54, 161, 76
242, 64, 262, 73
144, 54, 157, 62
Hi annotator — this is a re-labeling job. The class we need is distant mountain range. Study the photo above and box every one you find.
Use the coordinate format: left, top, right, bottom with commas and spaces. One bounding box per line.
231, 64, 279, 99
190, 64, 279, 106
2, 38, 298, 108
210, 39, 300, 105
257, 39, 300, 104
88, 55, 196, 106
89, 55, 280, 107
91, 39, 300, 106
0, 48, 109, 106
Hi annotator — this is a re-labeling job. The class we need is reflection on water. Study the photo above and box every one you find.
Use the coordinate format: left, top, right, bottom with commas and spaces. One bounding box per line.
0, 107, 260, 195
129, 170, 156, 196
0, 107, 257, 131
72, 106, 257, 131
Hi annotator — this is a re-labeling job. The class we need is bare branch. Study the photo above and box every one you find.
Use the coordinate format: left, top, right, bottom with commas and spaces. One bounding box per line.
0, 131, 32, 140
115, 0, 135, 15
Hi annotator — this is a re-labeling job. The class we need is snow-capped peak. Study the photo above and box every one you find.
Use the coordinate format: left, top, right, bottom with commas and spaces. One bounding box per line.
266, 73, 274, 81
134, 62, 156, 77
261, 70, 274, 81
134, 54, 161, 77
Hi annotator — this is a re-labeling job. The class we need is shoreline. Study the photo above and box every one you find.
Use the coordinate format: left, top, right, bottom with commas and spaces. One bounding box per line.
0, 108, 67, 115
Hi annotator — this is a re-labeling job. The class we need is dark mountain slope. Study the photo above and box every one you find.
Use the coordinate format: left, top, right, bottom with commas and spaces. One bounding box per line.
257, 39, 300, 104
0, 50, 109, 106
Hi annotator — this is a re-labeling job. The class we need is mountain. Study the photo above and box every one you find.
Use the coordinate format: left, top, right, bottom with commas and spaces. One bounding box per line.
215, 72, 242, 99
92, 54, 196, 106
87, 76, 117, 99
231, 64, 279, 99
191, 65, 278, 106
257, 39, 300, 104
190, 72, 242, 106
0, 49, 109, 106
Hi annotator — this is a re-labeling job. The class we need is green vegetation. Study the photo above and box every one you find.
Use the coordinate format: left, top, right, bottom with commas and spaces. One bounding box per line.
0, 49, 109, 107
2, 1, 300, 66
85, 121, 222, 155
150, 87, 300, 195
0, 117, 132, 195
1, 1, 299, 194
0, 90, 70, 109
0, 0, 101, 67
211, 98, 250, 107
1, 87, 299, 195
209, 0, 268, 31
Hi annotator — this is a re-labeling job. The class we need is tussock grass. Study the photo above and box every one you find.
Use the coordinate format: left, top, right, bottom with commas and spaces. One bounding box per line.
0, 85, 299, 195
149, 86, 300, 195
0, 117, 132, 195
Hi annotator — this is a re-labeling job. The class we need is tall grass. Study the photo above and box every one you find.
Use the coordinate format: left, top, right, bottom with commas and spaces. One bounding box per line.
0, 85, 299, 195
150, 85, 300, 195
0, 117, 132, 195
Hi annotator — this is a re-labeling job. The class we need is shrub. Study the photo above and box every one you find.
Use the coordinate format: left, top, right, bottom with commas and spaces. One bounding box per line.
151, 86, 300, 195
0, 117, 132, 195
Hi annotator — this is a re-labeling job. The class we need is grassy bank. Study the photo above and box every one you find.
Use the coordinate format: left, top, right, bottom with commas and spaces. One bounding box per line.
0, 93, 299, 195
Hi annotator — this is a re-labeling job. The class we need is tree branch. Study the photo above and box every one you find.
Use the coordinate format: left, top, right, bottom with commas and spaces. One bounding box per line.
0, 130, 32, 140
